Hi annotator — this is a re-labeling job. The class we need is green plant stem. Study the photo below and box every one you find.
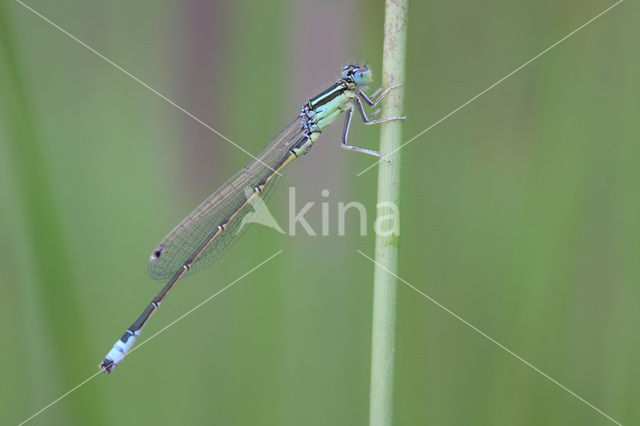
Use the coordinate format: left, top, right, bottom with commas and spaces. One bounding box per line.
369, 1, 408, 425
0, 6, 103, 424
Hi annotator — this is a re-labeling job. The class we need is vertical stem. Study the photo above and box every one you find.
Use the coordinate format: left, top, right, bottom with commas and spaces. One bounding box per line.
0, 4, 103, 424
369, 1, 408, 425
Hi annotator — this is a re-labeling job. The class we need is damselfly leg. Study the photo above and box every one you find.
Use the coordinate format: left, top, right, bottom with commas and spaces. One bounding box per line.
340, 108, 389, 160
354, 96, 406, 125
340, 84, 405, 161
358, 83, 402, 107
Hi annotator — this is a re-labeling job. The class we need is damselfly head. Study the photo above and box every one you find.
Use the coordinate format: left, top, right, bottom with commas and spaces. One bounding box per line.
341, 64, 373, 86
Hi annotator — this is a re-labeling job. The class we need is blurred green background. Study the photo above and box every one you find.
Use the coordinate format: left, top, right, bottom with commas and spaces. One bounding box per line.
1, 0, 638, 425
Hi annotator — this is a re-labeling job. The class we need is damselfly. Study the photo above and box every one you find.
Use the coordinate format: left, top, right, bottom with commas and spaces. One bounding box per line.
99, 64, 404, 373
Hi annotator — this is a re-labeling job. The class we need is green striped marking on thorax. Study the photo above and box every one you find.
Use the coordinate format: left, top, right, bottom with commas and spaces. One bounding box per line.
307, 80, 356, 131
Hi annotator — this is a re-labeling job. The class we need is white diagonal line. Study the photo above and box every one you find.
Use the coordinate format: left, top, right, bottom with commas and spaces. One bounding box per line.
356, 0, 624, 177
16, 250, 283, 425
126, 249, 283, 357
14, 0, 281, 176
357, 250, 623, 426
16, 370, 102, 426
